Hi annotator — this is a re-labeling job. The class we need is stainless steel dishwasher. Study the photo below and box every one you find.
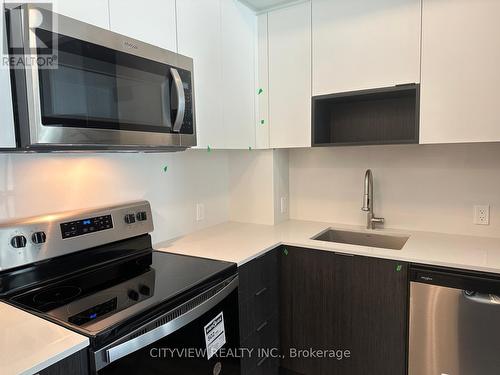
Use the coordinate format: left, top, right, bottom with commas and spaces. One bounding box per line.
409, 265, 500, 375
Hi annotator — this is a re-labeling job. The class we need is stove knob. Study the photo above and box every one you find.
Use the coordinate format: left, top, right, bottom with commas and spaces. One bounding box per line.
11, 235, 27, 249
139, 285, 151, 296
124, 214, 136, 224
128, 290, 139, 301
32, 231, 47, 245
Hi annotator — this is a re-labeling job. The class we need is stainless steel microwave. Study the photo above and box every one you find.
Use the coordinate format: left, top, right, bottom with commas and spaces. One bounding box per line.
5, 4, 196, 151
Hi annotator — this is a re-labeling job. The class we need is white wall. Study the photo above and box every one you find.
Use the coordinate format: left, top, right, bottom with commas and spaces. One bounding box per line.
273, 148, 289, 223
289, 143, 500, 238
0, 150, 230, 244
229, 149, 275, 224
228, 149, 289, 225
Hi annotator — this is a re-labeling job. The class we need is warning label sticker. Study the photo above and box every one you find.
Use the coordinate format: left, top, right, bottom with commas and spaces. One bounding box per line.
204, 312, 226, 360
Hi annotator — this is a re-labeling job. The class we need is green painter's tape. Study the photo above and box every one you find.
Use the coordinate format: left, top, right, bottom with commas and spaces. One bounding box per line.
163, 165, 168, 172
207, 145, 211, 152
257, 88, 264, 95
283, 248, 289, 256
248, 146, 252, 151
396, 265, 402, 272
260, 120, 265, 125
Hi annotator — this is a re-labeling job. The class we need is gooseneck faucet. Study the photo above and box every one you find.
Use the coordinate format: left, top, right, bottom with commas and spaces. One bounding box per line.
361, 169, 384, 229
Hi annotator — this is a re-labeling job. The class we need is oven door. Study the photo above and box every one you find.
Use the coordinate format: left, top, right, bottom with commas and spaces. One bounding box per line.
93, 275, 240, 375
8, 5, 196, 150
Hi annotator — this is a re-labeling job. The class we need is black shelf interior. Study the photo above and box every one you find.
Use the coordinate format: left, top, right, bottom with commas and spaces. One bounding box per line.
312, 84, 419, 146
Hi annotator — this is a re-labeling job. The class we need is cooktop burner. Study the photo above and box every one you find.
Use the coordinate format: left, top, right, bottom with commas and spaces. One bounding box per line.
33, 286, 83, 309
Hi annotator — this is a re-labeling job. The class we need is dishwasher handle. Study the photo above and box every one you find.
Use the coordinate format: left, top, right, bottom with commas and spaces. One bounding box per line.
463, 290, 500, 305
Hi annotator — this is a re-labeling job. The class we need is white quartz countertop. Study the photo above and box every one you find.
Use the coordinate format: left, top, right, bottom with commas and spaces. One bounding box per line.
0, 302, 89, 375
156, 220, 500, 274
5, 219, 500, 375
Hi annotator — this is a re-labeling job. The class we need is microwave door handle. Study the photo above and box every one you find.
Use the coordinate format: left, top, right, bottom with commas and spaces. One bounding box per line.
170, 68, 185, 133
100, 276, 238, 369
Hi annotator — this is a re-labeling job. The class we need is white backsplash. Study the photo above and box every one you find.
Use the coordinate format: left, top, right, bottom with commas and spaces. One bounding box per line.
228, 149, 289, 225
289, 143, 500, 238
2, 142, 499, 245
0, 149, 230, 244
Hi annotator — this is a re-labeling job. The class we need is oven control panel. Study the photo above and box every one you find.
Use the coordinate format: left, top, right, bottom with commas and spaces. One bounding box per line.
61, 215, 113, 239
0, 201, 154, 272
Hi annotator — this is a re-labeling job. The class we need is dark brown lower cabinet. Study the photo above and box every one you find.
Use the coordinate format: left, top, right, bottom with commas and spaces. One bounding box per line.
279, 246, 408, 375
239, 249, 280, 375
38, 349, 89, 375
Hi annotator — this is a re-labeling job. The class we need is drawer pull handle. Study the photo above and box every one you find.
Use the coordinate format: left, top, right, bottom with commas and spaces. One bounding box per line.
257, 357, 267, 367
256, 320, 268, 332
255, 287, 267, 297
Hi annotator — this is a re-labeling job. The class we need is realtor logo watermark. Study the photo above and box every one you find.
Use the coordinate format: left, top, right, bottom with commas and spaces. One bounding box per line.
149, 347, 352, 361
2, 2, 59, 69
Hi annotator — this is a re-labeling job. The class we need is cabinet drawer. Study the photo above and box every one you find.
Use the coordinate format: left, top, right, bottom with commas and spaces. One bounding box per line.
239, 249, 278, 302
239, 280, 279, 341
241, 314, 280, 375
249, 356, 280, 375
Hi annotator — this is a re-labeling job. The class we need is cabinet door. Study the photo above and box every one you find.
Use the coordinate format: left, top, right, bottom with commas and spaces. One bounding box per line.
39, 349, 89, 375
221, 0, 256, 149
0, 0, 16, 148
280, 247, 354, 375
255, 13, 270, 149
52, 0, 110, 29
176, 0, 224, 149
268, 2, 311, 149
420, 0, 500, 144
312, 0, 421, 96
109, 0, 177, 51
351, 256, 408, 375
280, 247, 408, 375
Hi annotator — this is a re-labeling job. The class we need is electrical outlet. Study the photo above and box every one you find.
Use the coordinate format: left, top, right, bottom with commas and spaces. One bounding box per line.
196, 203, 205, 222
473, 205, 490, 225
280, 197, 288, 214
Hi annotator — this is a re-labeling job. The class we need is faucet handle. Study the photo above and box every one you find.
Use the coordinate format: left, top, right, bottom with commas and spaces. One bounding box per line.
362, 194, 370, 211
371, 217, 385, 224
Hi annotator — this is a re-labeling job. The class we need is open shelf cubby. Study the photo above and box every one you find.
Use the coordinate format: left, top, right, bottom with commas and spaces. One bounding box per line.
312, 84, 420, 147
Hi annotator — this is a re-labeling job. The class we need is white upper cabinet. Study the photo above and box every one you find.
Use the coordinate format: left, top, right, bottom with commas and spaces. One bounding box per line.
312, 0, 421, 96
220, 0, 256, 149
51, 0, 110, 29
420, 0, 500, 144
177, 0, 224, 149
1, 0, 16, 148
255, 13, 270, 149
109, 0, 177, 52
177, 0, 256, 150
268, 1, 311, 148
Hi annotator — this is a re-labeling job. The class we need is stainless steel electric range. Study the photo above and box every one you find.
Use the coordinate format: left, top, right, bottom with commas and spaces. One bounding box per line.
0, 201, 240, 374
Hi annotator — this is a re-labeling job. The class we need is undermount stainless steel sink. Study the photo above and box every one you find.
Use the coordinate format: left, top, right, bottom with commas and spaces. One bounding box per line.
312, 228, 409, 250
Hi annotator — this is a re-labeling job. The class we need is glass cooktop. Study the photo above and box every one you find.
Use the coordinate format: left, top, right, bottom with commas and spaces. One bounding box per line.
9, 250, 236, 336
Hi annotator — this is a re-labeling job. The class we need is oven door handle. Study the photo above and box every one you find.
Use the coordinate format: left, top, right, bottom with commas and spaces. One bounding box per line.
97, 275, 238, 370
170, 67, 186, 133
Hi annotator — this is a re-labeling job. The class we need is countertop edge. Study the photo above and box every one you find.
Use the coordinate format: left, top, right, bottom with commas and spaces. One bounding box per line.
155, 220, 500, 275
280, 241, 500, 275
237, 240, 500, 275
18, 338, 90, 375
